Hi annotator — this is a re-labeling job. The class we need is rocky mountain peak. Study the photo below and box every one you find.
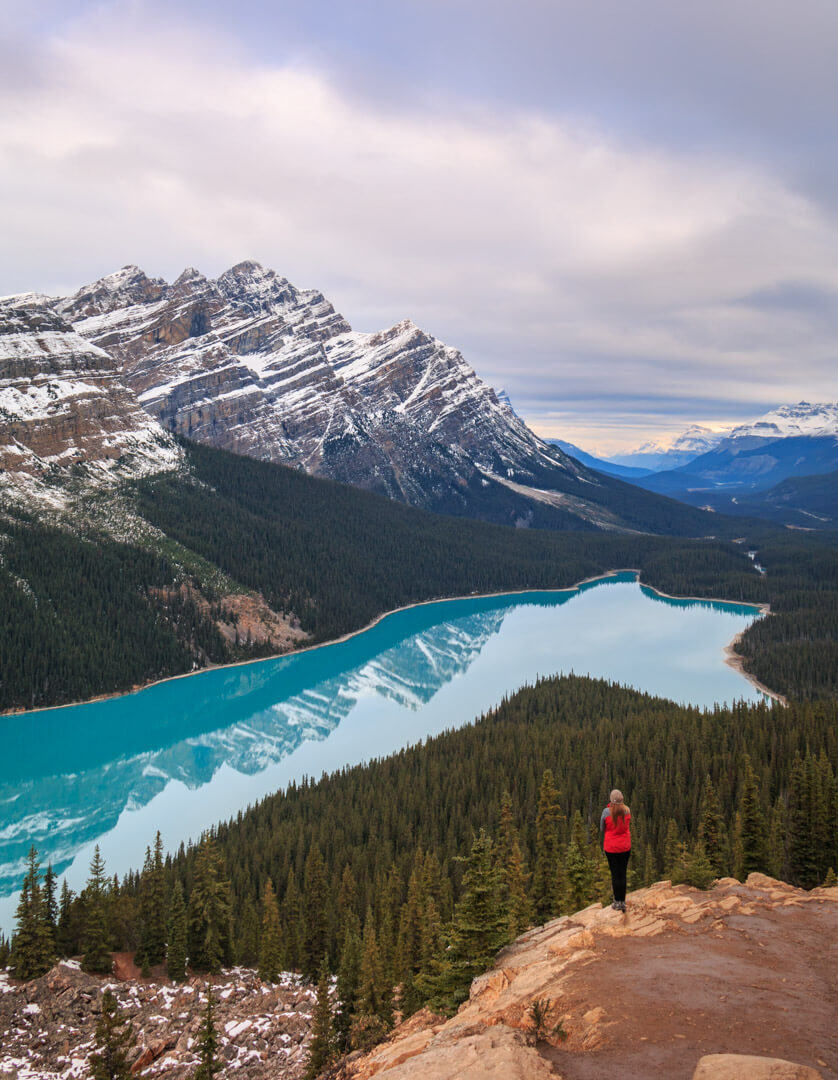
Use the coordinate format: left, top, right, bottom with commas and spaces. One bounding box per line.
0, 301, 181, 511
728, 401, 838, 440
57, 265, 167, 319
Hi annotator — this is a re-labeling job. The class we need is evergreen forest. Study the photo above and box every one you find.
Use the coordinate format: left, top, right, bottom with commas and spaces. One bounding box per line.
1, 438, 837, 711
7, 677, 836, 1035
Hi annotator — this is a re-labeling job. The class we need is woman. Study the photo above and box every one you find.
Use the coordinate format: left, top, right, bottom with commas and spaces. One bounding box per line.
600, 788, 631, 911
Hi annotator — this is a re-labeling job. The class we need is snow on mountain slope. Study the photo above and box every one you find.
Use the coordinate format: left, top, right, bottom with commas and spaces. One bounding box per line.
0, 302, 181, 515
727, 401, 838, 440
608, 425, 729, 472
53, 261, 591, 512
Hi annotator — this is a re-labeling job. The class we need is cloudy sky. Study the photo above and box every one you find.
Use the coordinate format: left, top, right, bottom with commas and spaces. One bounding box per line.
2, 0, 837, 452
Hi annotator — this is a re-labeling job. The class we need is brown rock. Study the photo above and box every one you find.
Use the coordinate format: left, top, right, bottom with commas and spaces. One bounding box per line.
692, 1054, 824, 1079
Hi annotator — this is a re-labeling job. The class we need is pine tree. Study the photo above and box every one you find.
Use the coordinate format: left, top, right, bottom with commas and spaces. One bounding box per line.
11, 847, 55, 980
663, 819, 686, 885
303, 846, 329, 979
188, 833, 233, 973
88, 988, 136, 1080
335, 915, 362, 1052
166, 881, 188, 983
337, 863, 358, 927
139, 832, 167, 967
378, 864, 402, 988
82, 846, 112, 975
57, 879, 78, 958
282, 868, 304, 972
43, 864, 58, 947
357, 908, 391, 1027
563, 811, 595, 912
684, 841, 715, 889
532, 770, 563, 922
495, 791, 533, 935
235, 898, 260, 967
258, 879, 283, 982
736, 755, 767, 880
305, 959, 337, 1078
420, 830, 510, 1015
194, 988, 222, 1080
697, 775, 728, 877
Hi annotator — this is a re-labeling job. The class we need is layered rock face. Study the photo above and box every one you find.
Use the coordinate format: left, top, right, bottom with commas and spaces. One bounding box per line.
340, 875, 837, 1080
53, 261, 588, 510
0, 302, 181, 496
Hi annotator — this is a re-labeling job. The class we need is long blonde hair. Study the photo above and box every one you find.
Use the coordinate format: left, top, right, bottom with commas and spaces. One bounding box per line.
609, 799, 628, 829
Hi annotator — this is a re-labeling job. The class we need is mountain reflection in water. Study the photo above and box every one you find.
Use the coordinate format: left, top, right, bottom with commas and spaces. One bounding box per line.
0, 574, 763, 918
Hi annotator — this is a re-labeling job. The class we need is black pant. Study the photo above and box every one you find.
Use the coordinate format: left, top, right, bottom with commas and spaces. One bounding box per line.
606, 849, 631, 902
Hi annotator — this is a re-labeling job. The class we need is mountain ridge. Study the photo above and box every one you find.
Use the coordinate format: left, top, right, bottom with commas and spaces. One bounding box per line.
2, 261, 726, 537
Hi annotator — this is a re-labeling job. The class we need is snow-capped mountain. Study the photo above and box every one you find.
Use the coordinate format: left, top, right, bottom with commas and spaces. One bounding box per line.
607, 425, 729, 472
53, 261, 583, 511
1, 261, 722, 534
636, 401, 838, 500
0, 302, 181, 514
727, 402, 838, 441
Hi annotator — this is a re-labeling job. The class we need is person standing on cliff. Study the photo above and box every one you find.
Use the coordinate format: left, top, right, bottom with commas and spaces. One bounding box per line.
600, 789, 631, 912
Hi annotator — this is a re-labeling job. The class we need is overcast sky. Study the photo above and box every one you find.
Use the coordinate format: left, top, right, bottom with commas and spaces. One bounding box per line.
2, 0, 837, 452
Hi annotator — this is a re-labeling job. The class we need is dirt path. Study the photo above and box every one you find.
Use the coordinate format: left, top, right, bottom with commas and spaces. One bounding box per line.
544, 900, 838, 1080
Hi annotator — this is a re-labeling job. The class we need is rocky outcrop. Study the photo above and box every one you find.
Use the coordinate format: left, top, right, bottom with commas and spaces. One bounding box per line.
339, 876, 838, 1080
0, 963, 316, 1079
0, 302, 181, 516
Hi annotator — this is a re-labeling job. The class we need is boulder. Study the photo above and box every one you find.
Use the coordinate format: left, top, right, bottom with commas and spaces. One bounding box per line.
692, 1054, 823, 1079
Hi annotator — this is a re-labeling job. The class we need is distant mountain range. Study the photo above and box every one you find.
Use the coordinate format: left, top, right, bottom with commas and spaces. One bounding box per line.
1, 261, 720, 537
557, 403, 838, 528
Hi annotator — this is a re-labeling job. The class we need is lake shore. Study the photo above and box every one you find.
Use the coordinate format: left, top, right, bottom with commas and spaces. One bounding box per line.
1, 569, 772, 717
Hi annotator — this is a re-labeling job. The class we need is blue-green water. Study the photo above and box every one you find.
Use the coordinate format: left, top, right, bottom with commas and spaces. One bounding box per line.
0, 572, 764, 931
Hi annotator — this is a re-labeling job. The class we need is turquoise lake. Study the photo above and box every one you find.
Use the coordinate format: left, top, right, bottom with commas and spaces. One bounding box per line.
0, 572, 765, 931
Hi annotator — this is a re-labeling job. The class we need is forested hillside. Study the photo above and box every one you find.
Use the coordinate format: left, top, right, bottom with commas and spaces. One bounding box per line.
1, 439, 837, 710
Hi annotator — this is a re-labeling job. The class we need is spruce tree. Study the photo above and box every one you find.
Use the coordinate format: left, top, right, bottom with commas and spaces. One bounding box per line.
532, 770, 563, 922
194, 988, 222, 1080
335, 915, 362, 1052
663, 819, 686, 884
563, 811, 595, 912
235, 898, 260, 967
166, 881, 188, 983
82, 846, 112, 975
43, 864, 58, 948
258, 879, 283, 982
188, 833, 233, 973
88, 988, 136, 1080
357, 909, 391, 1027
139, 832, 167, 967
697, 775, 728, 877
736, 755, 767, 880
282, 869, 304, 972
57, 880, 78, 959
305, 959, 337, 1078
303, 846, 328, 978
11, 847, 55, 980
684, 841, 715, 889
495, 791, 533, 935
420, 830, 510, 1015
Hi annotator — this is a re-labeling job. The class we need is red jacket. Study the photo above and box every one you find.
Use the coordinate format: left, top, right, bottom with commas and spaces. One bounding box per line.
601, 807, 631, 853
